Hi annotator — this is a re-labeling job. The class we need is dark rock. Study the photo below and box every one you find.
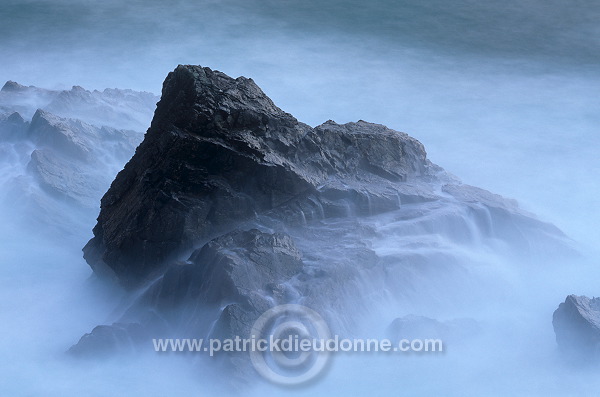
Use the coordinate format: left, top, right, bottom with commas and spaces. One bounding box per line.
73, 65, 574, 368
72, 229, 304, 361
122, 229, 303, 338
553, 295, 600, 361
84, 65, 571, 290
83, 65, 441, 289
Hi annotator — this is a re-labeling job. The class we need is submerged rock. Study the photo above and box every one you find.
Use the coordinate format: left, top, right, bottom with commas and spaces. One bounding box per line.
0, 80, 158, 131
553, 295, 600, 361
387, 315, 481, 345
68, 322, 148, 357
0, 82, 157, 237
13, 110, 143, 209
0, 112, 28, 140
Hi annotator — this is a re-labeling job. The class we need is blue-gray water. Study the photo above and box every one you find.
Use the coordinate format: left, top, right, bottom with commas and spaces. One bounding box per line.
1, 1, 599, 396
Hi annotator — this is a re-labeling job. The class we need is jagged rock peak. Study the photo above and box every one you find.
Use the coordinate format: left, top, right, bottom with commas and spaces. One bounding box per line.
83, 64, 438, 288
2, 81, 28, 92
84, 64, 571, 291
158, 65, 284, 122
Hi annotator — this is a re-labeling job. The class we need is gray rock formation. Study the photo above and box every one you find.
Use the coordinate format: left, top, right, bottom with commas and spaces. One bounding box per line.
17, 110, 142, 208
71, 65, 574, 369
0, 81, 58, 119
45, 86, 158, 132
83, 65, 568, 289
0, 84, 155, 236
0, 80, 158, 131
132, 229, 302, 336
387, 315, 481, 345
553, 295, 600, 361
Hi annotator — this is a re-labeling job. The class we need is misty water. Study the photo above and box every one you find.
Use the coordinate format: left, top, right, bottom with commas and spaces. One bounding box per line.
1, 1, 599, 395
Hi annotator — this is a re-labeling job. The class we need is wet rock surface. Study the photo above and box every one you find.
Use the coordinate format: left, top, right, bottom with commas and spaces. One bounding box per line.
72, 65, 573, 371
84, 65, 567, 289
553, 295, 600, 361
